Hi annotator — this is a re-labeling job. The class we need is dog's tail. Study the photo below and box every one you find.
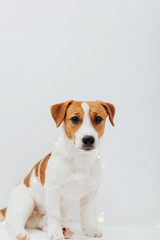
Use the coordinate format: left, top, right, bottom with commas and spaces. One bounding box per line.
0, 208, 7, 222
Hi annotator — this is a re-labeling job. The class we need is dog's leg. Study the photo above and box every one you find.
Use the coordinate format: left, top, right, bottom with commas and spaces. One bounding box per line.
80, 191, 103, 238
6, 186, 34, 240
45, 187, 64, 240
61, 206, 74, 239
61, 206, 70, 228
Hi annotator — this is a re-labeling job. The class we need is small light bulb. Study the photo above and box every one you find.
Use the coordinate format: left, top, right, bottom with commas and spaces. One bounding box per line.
97, 212, 105, 224
59, 137, 62, 141
97, 155, 100, 159
33, 177, 38, 183
55, 142, 58, 145
102, 164, 106, 168
68, 215, 72, 220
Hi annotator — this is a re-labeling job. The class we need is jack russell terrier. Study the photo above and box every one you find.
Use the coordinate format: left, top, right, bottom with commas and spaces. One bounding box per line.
0, 100, 115, 240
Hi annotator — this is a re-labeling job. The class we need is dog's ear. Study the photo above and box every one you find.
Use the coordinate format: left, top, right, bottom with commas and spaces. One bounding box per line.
98, 101, 115, 126
50, 100, 73, 127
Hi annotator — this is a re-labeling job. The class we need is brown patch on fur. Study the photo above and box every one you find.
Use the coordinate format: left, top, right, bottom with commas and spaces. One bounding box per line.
98, 101, 115, 126
0, 208, 7, 221
24, 166, 34, 188
50, 100, 84, 140
24, 161, 41, 188
63, 101, 84, 140
50, 100, 73, 127
24, 154, 51, 187
87, 101, 115, 138
40, 153, 51, 185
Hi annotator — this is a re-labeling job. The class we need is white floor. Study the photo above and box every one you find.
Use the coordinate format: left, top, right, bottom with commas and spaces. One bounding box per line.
0, 222, 160, 240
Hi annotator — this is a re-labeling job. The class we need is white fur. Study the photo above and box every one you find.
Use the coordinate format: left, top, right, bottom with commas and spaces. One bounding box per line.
75, 102, 99, 150
5, 102, 103, 240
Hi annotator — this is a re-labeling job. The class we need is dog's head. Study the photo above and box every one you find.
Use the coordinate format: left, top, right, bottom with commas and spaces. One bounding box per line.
50, 100, 115, 151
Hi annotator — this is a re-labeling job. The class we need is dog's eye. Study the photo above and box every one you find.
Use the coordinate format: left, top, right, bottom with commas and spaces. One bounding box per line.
94, 116, 103, 124
71, 116, 79, 124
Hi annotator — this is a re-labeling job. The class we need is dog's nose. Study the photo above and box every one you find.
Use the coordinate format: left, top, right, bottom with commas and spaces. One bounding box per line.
82, 136, 95, 147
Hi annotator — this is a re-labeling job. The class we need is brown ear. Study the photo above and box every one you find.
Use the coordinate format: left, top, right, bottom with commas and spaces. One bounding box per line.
100, 101, 115, 126
50, 100, 73, 127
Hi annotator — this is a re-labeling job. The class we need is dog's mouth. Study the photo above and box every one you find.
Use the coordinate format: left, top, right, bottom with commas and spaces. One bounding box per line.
80, 146, 95, 151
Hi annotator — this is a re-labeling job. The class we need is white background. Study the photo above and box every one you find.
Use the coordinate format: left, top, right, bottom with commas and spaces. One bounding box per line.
0, 0, 160, 229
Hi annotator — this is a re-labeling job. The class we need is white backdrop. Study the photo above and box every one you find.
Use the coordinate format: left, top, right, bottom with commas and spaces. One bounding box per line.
0, 0, 160, 229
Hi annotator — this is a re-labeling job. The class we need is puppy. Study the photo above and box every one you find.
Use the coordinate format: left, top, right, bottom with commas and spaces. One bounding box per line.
0, 100, 115, 240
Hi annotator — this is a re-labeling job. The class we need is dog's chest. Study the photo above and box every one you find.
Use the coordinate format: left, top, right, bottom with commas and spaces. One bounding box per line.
60, 165, 100, 205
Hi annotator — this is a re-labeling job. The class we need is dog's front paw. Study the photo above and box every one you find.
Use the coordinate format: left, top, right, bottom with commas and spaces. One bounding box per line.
16, 231, 30, 240
48, 231, 64, 240
63, 227, 74, 239
84, 227, 103, 237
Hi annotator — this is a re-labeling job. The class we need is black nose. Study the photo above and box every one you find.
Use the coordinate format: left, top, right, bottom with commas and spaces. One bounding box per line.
82, 136, 95, 147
